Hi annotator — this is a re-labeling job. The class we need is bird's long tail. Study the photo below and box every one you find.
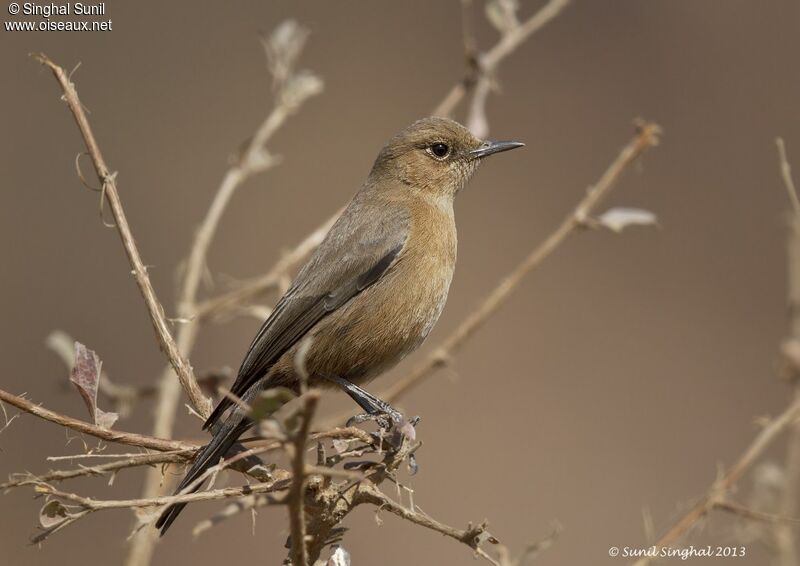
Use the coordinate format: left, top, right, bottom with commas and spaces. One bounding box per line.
155, 416, 251, 535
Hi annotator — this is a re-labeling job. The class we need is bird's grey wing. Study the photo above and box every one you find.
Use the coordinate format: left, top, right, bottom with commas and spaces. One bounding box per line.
203, 198, 408, 430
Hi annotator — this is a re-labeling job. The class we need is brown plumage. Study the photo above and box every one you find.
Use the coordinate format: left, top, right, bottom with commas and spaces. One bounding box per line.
156, 117, 523, 534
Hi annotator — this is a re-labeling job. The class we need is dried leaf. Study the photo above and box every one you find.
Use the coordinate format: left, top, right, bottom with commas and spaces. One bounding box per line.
69, 342, 118, 429
38, 500, 72, 529
597, 207, 658, 233
263, 20, 309, 88
250, 387, 296, 421
281, 71, 324, 111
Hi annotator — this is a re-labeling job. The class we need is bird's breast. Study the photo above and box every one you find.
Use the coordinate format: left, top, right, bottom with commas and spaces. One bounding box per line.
305, 199, 457, 384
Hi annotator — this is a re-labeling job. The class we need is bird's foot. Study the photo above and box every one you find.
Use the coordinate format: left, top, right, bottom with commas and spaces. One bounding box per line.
347, 411, 418, 432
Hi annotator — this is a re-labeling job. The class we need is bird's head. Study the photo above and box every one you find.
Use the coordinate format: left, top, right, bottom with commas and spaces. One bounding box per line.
370, 116, 524, 199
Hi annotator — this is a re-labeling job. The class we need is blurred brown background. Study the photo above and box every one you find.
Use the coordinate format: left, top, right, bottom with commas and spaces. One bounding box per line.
2, 1, 800, 564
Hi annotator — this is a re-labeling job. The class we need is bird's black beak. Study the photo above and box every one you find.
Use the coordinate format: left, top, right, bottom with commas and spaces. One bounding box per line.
470, 140, 525, 159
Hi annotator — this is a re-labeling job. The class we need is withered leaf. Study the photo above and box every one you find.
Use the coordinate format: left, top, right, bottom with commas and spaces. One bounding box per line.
597, 207, 658, 233
69, 342, 118, 429
38, 500, 72, 529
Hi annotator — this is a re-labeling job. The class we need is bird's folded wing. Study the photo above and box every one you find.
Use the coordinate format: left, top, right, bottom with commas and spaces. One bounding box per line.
204, 200, 409, 430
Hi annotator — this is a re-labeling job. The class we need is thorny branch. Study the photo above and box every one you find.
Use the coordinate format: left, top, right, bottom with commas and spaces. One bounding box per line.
0, 388, 192, 453
32, 53, 211, 417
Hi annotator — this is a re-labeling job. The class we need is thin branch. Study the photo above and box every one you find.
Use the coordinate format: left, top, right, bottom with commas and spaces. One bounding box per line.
36, 478, 289, 511
287, 391, 320, 566
193, 212, 339, 321
777, 136, 800, 566
358, 482, 500, 565
2, 451, 192, 489
632, 398, 800, 566
32, 53, 211, 417
0, 388, 192, 452
432, 0, 571, 117
375, 121, 662, 407
778, 138, 800, 216
126, 23, 322, 564
715, 500, 800, 525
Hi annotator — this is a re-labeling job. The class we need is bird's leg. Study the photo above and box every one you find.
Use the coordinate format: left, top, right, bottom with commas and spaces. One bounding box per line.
323, 375, 414, 428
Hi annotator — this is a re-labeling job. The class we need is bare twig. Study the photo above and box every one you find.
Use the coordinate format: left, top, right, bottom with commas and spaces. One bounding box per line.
286, 391, 320, 566
0, 388, 192, 452
125, 23, 322, 564
778, 138, 800, 217
716, 499, 800, 525
36, 478, 289, 512
358, 482, 500, 565
33, 53, 211, 418
632, 398, 800, 565
193, 212, 339, 321
433, 0, 570, 117
2, 451, 192, 489
776, 137, 800, 566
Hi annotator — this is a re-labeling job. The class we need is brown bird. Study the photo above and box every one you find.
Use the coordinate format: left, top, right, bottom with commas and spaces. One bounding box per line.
156, 116, 523, 533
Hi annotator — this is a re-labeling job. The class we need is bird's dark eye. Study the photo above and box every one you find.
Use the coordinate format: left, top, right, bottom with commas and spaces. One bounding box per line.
429, 143, 450, 159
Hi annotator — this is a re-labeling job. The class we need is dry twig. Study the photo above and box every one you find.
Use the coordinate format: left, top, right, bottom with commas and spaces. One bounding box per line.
286, 391, 320, 565
32, 53, 211, 417
632, 399, 800, 565
777, 137, 800, 566
433, 0, 571, 118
